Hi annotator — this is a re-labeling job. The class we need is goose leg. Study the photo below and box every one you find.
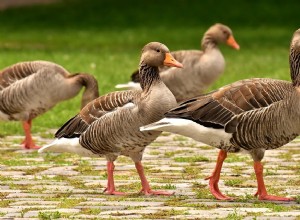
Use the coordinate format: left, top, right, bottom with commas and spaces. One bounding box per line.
135, 161, 174, 196
21, 120, 40, 149
205, 150, 233, 200
103, 161, 125, 195
254, 161, 294, 201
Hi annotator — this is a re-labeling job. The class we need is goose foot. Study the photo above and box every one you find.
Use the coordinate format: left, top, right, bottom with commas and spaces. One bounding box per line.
255, 193, 294, 201
21, 140, 40, 150
205, 175, 233, 200
135, 161, 174, 196
140, 188, 174, 196
206, 150, 233, 200
254, 161, 293, 202
104, 161, 125, 195
21, 120, 40, 149
103, 188, 125, 195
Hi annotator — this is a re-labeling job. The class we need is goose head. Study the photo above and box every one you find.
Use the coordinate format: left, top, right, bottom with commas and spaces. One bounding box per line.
291, 28, 300, 52
290, 28, 300, 86
203, 23, 240, 50
139, 42, 183, 91
140, 42, 183, 68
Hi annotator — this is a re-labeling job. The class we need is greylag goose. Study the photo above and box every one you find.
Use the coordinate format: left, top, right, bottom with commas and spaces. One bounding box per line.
141, 29, 300, 201
0, 61, 99, 149
116, 23, 240, 102
39, 42, 183, 195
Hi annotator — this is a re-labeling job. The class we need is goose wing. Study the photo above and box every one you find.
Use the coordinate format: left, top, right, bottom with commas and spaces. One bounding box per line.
165, 78, 292, 128
55, 90, 136, 138
0, 61, 67, 90
225, 97, 297, 151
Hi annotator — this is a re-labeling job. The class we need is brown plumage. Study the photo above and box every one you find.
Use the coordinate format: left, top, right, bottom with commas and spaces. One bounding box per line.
39, 42, 183, 195
116, 23, 240, 102
0, 61, 99, 149
141, 29, 300, 201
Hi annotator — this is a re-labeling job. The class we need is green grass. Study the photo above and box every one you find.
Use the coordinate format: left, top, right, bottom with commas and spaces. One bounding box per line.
0, 0, 299, 136
174, 156, 209, 163
38, 211, 61, 220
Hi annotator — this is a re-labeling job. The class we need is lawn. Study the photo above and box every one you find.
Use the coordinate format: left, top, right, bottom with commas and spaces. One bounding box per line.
0, 0, 299, 136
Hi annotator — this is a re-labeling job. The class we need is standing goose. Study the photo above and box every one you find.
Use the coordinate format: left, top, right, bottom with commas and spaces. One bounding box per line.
141, 29, 300, 201
0, 61, 99, 149
39, 42, 183, 195
116, 23, 240, 102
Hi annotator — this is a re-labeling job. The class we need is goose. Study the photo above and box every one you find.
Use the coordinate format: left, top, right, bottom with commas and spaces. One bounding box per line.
141, 29, 300, 201
0, 61, 99, 149
39, 42, 183, 195
115, 23, 240, 102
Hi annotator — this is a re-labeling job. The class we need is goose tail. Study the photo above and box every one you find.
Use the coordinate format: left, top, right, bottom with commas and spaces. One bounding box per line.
38, 137, 96, 157
115, 82, 141, 90
140, 118, 191, 134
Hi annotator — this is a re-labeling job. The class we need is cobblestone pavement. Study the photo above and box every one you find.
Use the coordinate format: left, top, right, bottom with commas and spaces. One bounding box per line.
0, 131, 299, 219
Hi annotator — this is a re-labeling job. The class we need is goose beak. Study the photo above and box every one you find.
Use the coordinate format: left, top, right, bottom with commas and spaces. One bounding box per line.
226, 35, 240, 50
164, 53, 183, 68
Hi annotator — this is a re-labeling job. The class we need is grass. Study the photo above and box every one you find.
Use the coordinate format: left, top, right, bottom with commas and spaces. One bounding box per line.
225, 209, 244, 220
224, 179, 245, 187
0, 0, 299, 135
174, 156, 209, 163
142, 209, 187, 219
38, 211, 61, 220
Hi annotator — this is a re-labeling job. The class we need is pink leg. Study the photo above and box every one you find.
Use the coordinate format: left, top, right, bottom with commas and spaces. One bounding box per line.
254, 161, 294, 201
21, 120, 40, 149
103, 161, 125, 195
135, 161, 174, 196
205, 150, 233, 200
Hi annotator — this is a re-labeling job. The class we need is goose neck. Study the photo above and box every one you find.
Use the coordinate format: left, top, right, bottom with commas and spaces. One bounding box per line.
139, 63, 160, 92
201, 33, 218, 51
76, 74, 99, 109
290, 47, 300, 87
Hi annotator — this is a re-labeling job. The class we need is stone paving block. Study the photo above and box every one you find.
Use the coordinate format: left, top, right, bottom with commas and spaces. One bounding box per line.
264, 211, 300, 217
10, 200, 60, 206
100, 209, 158, 216
0, 171, 25, 176
6, 193, 54, 198
0, 133, 299, 219
245, 217, 297, 220
23, 208, 80, 218
38, 166, 79, 176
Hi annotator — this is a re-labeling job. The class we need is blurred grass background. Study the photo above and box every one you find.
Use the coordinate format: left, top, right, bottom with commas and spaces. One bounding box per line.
0, 0, 299, 136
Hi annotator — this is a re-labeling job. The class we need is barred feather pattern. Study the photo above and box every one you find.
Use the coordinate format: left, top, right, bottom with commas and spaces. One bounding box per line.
55, 90, 136, 138
228, 92, 300, 151
166, 78, 292, 129
79, 107, 161, 161
139, 63, 160, 92
0, 61, 66, 90
290, 47, 300, 86
78, 83, 176, 161
0, 61, 99, 121
227, 29, 300, 151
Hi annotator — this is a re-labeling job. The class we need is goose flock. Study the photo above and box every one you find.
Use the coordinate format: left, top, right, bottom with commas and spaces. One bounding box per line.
0, 23, 298, 202
115, 23, 240, 102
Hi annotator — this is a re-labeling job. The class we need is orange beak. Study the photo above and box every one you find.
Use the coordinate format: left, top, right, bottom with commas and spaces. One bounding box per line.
226, 35, 240, 50
164, 53, 183, 68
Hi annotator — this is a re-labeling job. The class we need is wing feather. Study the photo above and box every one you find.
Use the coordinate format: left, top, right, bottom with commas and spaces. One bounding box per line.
55, 90, 136, 138
165, 78, 292, 129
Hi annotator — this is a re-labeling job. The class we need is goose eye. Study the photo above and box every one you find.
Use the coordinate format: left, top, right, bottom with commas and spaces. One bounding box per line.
223, 30, 229, 37
156, 49, 160, 53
